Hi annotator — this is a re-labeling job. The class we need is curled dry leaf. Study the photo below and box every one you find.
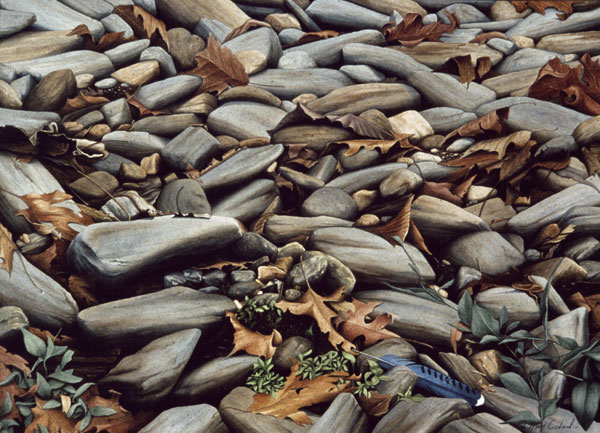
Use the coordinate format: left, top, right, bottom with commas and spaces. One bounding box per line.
442, 107, 510, 145
0, 222, 16, 275
363, 194, 413, 243
336, 299, 400, 347
58, 89, 109, 116
356, 391, 394, 417
510, 0, 584, 19
382, 12, 460, 47
27, 242, 58, 276
407, 220, 432, 255
469, 31, 506, 44
114, 5, 169, 49
420, 181, 463, 207
68, 25, 136, 52
185, 35, 249, 95
226, 312, 282, 358
450, 323, 464, 354
290, 30, 340, 47
223, 19, 272, 43
438, 55, 494, 85
25, 398, 78, 433
68, 274, 99, 307
125, 90, 170, 117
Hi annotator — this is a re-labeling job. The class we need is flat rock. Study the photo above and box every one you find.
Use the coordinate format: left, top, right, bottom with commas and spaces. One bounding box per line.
408, 71, 496, 112
139, 404, 229, 433
22, 68, 76, 111
481, 67, 546, 98
536, 31, 600, 55
573, 115, 600, 146
264, 215, 353, 244
155, 0, 249, 29
68, 216, 243, 287
0, 10, 36, 38
0, 30, 82, 64
0, 306, 29, 342
272, 125, 355, 151
58, 0, 113, 20
278, 51, 317, 69
440, 413, 522, 433
309, 227, 435, 285
8, 50, 114, 79
100, 329, 200, 405
445, 231, 525, 276
250, 68, 352, 99
105, 39, 151, 68
340, 65, 385, 83
156, 179, 211, 217
342, 43, 431, 80
393, 43, 503, 69
140, 46, 177, 77
218, 85, 281, 107
440, 28, 483, 44
301, 187, 358, 220
167, 27, 206, 70
69, 171, 119, 200
306, 0, 389, 30
407, 0, 495, 9
102, 131, 169, 161
308, 393, 369, 433
326, 163, 408, 193
345, 0, 426, 15
496, 48, 567, 75
161, 126, 220, 171
420, 107, 477, 134
223, 27, 282, 67
437, 3, 489, 23
133, 113, 201, 137
380, 168, 423, 197
78, 287, 235, 344
101, 14, 135, 38
135, 75, 203, 110
207, 101, 287, 139
464, 197, 516, 232
506, 7, 600, 39
100, 97, 132, 128
0, 80, 22, 109
212, 179, 279, 223
475, 287, 541, 328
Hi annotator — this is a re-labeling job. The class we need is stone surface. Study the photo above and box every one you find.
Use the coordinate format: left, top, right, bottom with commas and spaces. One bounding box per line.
264, 215, 353, 244
0, 306, 29, 342
155, 0, 250, 29
207, 102, 287, 139
135, 75, 203, 110
306, 0, 389, 30
138, 404, 229, 433
161, 127, 220, 171
537, 31, 600, 55
8, 50, 114, 78
301, 187, 358, 220
212, 179, 279, 224
167, 27, 206, 70
475, 287, 541, 328
140, 46, 178, 77
250, 68, 353, 99
506, 7, 600, 39
308, 393, 369, 433
102, 131, 169, 161
223, 27, 282, 67
393, 42, 503, 69
379, 169, 423, 198
342, 43, 431, 80
69, 171, 119, 200
23, 69, 76, 112
156, 179, 211, 217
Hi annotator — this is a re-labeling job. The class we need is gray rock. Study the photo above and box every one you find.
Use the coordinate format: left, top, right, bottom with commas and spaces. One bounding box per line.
173, 355, 257, 402
0, 306, 29, 342
408, 71, 496, 112
194, 18, 232, 43
308, 393, 369, 433
0, 10, 36, 38
343, 43, 431, 80
326, 163, 407, 194
23, 68, 76, 112
506, 7, 600, 39
212, 179, 279, 223
412, 0, 494, 8
308, 155, 339, 183
573, 115, 600, 146
0, 79, 22, 109
284, 0, 321, 32
445, 231, 525, 276
337, 147, 381, 171
199, 144, 284, 190
167, 27, 205, 70
440, 413, 522, 433
223, 27, 282, 67
156, 179, 210, 217
439, 28, 483, 44
283, 30, 384, 67
92, 152, 136, 176
101, 14, 135, 38
537, 31, 600, 56
133, 113, 201, 137
135, 75, 203, 110
408, 161, 459, 181
139, 404, 229, 433
218, 85, 282, 108
95, 77, 118, 89
161, 127, 220, 171
278, 51, 317, 69
534, 135, 578, 160
68, 216, 243, 287
323, 254, 356, 295
8, 50, 114, 79
155, 0, 249, 30
287, 251, 328, 288
310, 227, 435, 285
69, 171, 119, 200
57, 0, 113, 19
564, 236, 600, 262
102, 131, 169, 161
340, 65, 385, 83
476, 97, 590, 143
541, 369, 566, 401
306, 0, 388, 30
496, 48, 567, 75
393, 42, 503, 69
447, 137, 476, 153
104, 39, 151, 68
140, 46, 177, 77
487, 38, 516, 56
279, 167, 324, 191
380, 168, 423, 198
231, 232, 278, 261
250, 68, 353, 99
10, 75, 36, 101
0, 64, 16, 83
207, 101, 287, 139
455, 266, 482, 292
78, 286, 235, 344
374, 398, 473, 433
100, 191, 156, 221
357, 338, 417, 373
278, 28, 305, 46
100, 329, 200, 404
301, 187, 358, 220
1, 0, 105, 40
420, 107, 477, 135
100, 98, 132, 129
264, 215, 353, 244
273, 337, 314, 371
230, 270, 257, 284
437, 4, 489, 23
475, 288, 540, 328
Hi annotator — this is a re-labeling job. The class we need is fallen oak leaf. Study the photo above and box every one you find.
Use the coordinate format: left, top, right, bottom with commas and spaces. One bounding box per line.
382, 12, 460, 47
363, 195, 413, 243
68, 24, 136, 52
0, 222, 16, 275
355, 391, 394, 417
438, 55, 494, 85
26, 241, 58, 275
0, 345, 30, 376
337, 299, 401, 347
450, 323, 464, 354
419, 181, 463, 207
25, 397, 79, 433
58, 89, 109, 116
442, 107, 510, 146
226, 312, 282, 358
125, 90, 170, 117
223, 19, 272, 43
114, 5, 169, 49
68, 274, 99, 307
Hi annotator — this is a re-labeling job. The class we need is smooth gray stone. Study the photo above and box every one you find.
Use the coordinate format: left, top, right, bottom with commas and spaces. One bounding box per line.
102, 131, 169, 161
238, 4, 283, 19
76, 110, 105, 128
231, 232, 277, 261
564, 236, 600, 262
455, 266, 481, 291
496, 48, 567, 75
437, 3, 488, 23
306, 0, 388, 30
223, 27, 282, 67
57, 0, 113, 19
409, 161, 459, 181
374, 398, 472, 433
461, 18, 522, 31
301, 187, 358, 220
199, 144, 284, 190
273, 336, 313, 371
0, 106, 60, 136
440, 413, 522, 433
0, 0, 105, 40
279, 166, 324, 191
100, 97, 132, 128
476, 97, 590, 143
447, 137, 475, 152
0, 10, 36, 38
581, 260, 600, 281
310, 227, 435, 285
194, 18, 232, 43
340, 64, 385, 83
357, 338, 417, 372
212, 179, 279, 223
506, 7, 600, 39
440, 28, 482, 44
249, 68, 353, 99
561, 206, 600, 235
508, 176, 600, 237
1, 249, 78, 330
133, 0, 156, 14
534, 136, 577, 160
409, 71, 496, 112
156, 179, 210, 217
95, 77, 118, 89
475, 287, 540, 328
100, 192, 156, 221
133, 113, 201, 137
380, 168, 423, 198
412, 0, 494, 8
326, 163, 408, 194
100, 329, 200, 405
356, 290, 458, 348
104, 39, 151, 68
0, 306, 29, 342
278, 28, 304, 45
68, 216, 243, 287
264, 215, 353, 244
445, 231, 525, 276
140, 46, 177, 78
278, 51, 316, 69
308, 393, 369, 433
0, 63, 17, 83
78, 287, 235, 344
420, 107, 477, 134
308, 155, 339, 183
284, 0, 321, 32
92, 152, 136, 176
101, 13, 134, 38
139, 404, 229, 433
287, 251, 328, 288
105, 0, 134, 5
487, 38, 516, 56
173, 356, 257, 402
8, 50, 114, 78
161, 126, 220, 171
376, 365, 418, 396
135, 75, 203, 110
283, 30, 384, 67
542, 369, 567, 401
323, 254, 355, 295
337, 147, 381, 170
343, 43, 431, 80
207, 101, 287, 139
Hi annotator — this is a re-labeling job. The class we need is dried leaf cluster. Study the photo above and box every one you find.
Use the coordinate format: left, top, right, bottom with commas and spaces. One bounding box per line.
382, 12, 460, 47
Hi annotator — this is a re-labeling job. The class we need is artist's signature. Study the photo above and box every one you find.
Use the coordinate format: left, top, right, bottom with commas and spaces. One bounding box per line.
522, 418, 582, 432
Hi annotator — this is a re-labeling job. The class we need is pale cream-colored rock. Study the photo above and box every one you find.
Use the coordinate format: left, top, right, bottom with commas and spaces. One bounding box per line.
112, 61, 160, 87
87, 124, 111, 141
119, 163, 147, 182
257, 265, 287, 282
524, 257, 587, 285
76, 73, 94, 89
573, 116, 600, 146
346, 0, 426, 15
169, 92, 218, 115
235, 50, 268, 76
509, 35, 534, 49
0, 30, 82, 63
265, 13, 301, 32
393, 42, 503, 69
274, 256, 294, 273
292, 93, 318, 105
490, 0, 531, 20
155, 0, 250, 29
0, 80, 22, 109
537, 31, 600, 55
352, 190, 377, 212
272, 125, 355, 151
467, 185, 497, 202
470, 350, 505, 383
354, 213, 380, 227
141, 154, 161, 176
219, 85, 281, 107
388, 110, 433, 143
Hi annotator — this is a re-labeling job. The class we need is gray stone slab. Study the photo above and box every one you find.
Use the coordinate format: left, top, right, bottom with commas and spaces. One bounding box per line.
249, 68, 353, 99
101, 13, 135, 38
161, 127, 220, 171
212, 179, 279, 224
223, 27, 282, 67
306, 0, 389, 30
8, 50, 114, 79
496, 48, 567, 75
57, 0, 114, 20
139, 404, 229, 433
102, 131, 169, 161
207, 101, 288, 139
0, 9, 36, 38
104, 39, 151, 68
342, 43, 431, 80
326, 163, 408, 194
135, 75, 203, 110
506, 7, 600, 39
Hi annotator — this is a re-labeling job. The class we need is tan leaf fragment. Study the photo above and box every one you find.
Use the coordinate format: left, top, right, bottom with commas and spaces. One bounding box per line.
511, 0, 584, 19
58, 90, 109, 116
25, 398, 78, 433
336, 134, 414, 157
114, 5, 169, 49
470, 31, 506, 44
291, 30, 340, 47
382, 12, 460, 47
356, 390, 394, 417
337, 299, 400, 347
407, 220, 432, 255
223, 19, 272, 43
0, 222, 16, 275
27, 242, 58, 275
463, 130, 532, 160
442, 108, 510, 145
226, 312, 282, 358
363, 194, 413, 243
68, 24, 136, 51
450, 323, 464, 354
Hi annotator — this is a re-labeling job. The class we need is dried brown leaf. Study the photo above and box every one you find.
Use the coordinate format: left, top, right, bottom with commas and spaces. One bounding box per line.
25, 398, 78, 433
420, 181, 463, 206
363, 195, 413, 243
292, 30, 340, 47
338, 299, 400, 347
125, 90, 170, 117
58, 90, 109, 116
337, 134, 414, 157
407, 220, 432, 255
68, 274, 99, 307
382, 12, 460, 47
510, 0, 584, 19
356, 391, 394, 417
227, 312, 282, 358
0, 345, 30, 377
27, 242, 58, 275
68, 24, 136, 51
437, 55, 494, 85
0, 222, 16, 275
450, 323, 464, 354
443, 108, 510, 144
470, 31, 507, 44
223, 19, 272, 43
114, 5, 169, 49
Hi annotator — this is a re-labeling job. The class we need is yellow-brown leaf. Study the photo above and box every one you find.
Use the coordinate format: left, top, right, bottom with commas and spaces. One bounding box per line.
227, 312, 282, 358
114, 5, 169, 49
363, 194, 413, 243
338, 299, 400, 347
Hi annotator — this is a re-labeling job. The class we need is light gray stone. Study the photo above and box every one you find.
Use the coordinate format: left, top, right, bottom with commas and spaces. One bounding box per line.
308, 393, 369, 433
156, 179, 211, 217
506, 7, 600, 39
537, 31, 600, 56
207, 101, 287, 139
306, 0, 389, 30
340, 65, 385, 83
135, 75, 203, 110
140, 46, 177, 77
564, 236, 600, 262
278, 28, 304, 45
0, 64, 17, 84
101, 13, 134, 38
380, 168, 423, 198
475, 287, 540, 328
440, 28, 483, 44
278, 51, 316, 69
420, 107, 477, 134
100, 97, 132, 128
0, 10, 36, 38
161, 127, 220, 171
393, 42, 503, 69
342, 43, 431, 80
104, 39, 151, 68
194, 18, 232, 43
139, 404, 229, 433
0, 306, 29, 342
249, 68, 353, 99
437, 3, 489, 23
408, 161, 459, 181
284, 0, 321, 32
301, 187, 358, 220
487, 38, 516, 56
57, 0, 113, 20
212, 179, 279, 224
265, 215, 353, 244
8, 50, 114, 79
326, 163, 408, 193
223, 27, 282, 67
496, 48, 567, 74
440, 413, 522, 433
102, 131, 169, 161
133, 113, 201, 137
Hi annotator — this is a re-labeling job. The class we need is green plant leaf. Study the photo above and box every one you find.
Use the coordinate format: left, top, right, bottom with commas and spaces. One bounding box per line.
90, 406, 117, 417
47, 369, 82, 384
499, 372, 537, 399
540, 398, 559, 419
572, 381, 600, 430
42, 400, 62, 410
540, 258, 564, 341
21, 328, 46, 358
479, 335, 500, 345
73, 382, 94, 400
458, 291, 473, 326
504, 321, 521, 333
60, 350, 74, 370
502, 410, 541, 426
556, 336, 579, 350
0, 371, 21, 387
44, 336, 55, 365
471, 303, 500, 338
36, 373, 52, 400
38, 424, 50, 433
80, 411, 93, 431
0, 392, 12, 417
499, 306, 508, 329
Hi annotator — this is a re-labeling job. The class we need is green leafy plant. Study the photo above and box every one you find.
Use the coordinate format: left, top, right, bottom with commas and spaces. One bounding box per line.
396, 386, 425, 403
353, 360, 390, 399
246, 357, 286, 397
296, 350, 355, 381
237, 296, 283, 331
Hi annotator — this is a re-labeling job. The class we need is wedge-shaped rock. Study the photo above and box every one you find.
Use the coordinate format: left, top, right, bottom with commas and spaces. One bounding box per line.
306, 0, 389, 30
207, 101, 287, 139
265, 215, 353, 245
78, 287, 235, 344
420, 107, 477, 134
135, 76, 203, 110
308, 393, 369, 433
343, 43, 431, 80
212, 179, 279, 224
506, 7, 600, 39
495, 48, 567, 75
409, 71, 496, 112
199, 144, 284, 190
310, 227, 435, 285
8, 51, 114, 79
100, 329, 200, 405
250, 68, 352, 99
537, 31, 600, 55
155, 0, 250, 30
440, 413, 521, 433
223, 27, 282, 67
0, 31, 84, 64
139, 404, 229, 433
105, 39, 151, 68
67, 216, 243, 287
393, 42, 503, 69
326, 163, 408, 194
355, 290, 458, 347
412, 195, 489, 242
161, 127, 220, 171
272, 125, 355, 151
102, 131, 169, 161
306, 83, 421, 116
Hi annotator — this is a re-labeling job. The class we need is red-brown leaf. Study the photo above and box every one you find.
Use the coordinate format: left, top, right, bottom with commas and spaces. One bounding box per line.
470, 31, 506, 44
223, 19, 272, 43
114, 5, 169, 49
382, 12, 460, 47
337, 299, 400, 347
442, 108, 510, 145
510, 0, 584, 19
